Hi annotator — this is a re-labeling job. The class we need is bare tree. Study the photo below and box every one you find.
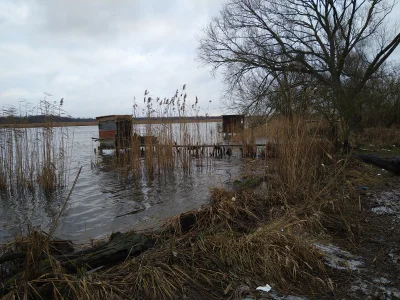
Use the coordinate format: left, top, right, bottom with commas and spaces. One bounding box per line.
227, 65, 317, 118
360, 61, 400, 127
198, 0, 400, 149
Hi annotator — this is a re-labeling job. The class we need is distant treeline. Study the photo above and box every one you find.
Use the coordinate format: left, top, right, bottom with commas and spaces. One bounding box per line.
0, 115, 96, 124
134, 116, 222, 122
0, 115, 224, 125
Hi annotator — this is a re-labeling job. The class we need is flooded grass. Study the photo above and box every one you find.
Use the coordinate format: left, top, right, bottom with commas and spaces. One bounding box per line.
0, 100, 72, 197
111, 86, 225, 179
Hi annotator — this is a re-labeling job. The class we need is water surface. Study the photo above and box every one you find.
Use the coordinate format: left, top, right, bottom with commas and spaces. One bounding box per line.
0, 125, 243, 243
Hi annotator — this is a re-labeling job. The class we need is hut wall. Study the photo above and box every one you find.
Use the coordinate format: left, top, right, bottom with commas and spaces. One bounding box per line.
98, 120, 117, 139
96, 115, 132, 150
222, 115, 245, 134
115, 119, 133, 149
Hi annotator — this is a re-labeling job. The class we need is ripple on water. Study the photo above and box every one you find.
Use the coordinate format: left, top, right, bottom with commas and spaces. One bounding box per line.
0, 126, 245, 243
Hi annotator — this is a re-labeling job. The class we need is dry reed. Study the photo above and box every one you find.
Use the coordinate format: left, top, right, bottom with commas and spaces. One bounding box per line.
1, 116, 365, 300
112, 85, 221, 179
0, 99, 72, 197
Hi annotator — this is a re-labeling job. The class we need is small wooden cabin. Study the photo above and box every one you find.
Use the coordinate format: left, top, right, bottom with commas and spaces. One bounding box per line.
222, 114, 245, 134
96, 115, 132, 150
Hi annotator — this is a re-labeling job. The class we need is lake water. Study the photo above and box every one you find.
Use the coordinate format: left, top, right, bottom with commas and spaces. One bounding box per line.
0, 124, 245, 244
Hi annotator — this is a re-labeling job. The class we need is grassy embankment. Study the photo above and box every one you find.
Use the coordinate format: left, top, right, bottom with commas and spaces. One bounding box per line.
2, 116, 399, 299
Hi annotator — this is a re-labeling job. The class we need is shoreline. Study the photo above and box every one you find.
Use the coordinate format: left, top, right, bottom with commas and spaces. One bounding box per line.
1, 121, 399, 299
2, 159, 399, 299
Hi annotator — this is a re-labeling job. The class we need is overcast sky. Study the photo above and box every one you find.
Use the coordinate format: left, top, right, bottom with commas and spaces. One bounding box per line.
1, 1, 400, 118
0, 0, 227, 118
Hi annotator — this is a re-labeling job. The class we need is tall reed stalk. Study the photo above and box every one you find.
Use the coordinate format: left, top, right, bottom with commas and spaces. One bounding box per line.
262, 116, 336, 204
112, 85, 222, 180
0, 99, 72, 198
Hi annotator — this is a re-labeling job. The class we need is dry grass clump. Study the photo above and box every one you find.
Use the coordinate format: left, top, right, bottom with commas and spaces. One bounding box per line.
258, 117, 337, 205
95, 214, 327, 300
37, 162, 58, 194
163, 187, 264, 235
247, 117, 360, 241
345, 159, 385, 188
1, 229, 123, 300
0, 178, 334, 300
1, 230, 56, 297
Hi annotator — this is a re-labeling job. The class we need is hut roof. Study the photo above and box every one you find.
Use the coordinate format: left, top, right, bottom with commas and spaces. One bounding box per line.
96, 115, 132, 122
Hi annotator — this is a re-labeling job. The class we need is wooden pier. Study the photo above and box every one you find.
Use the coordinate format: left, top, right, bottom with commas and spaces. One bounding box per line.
92, 114, 273, 158
170, 143, 267, 148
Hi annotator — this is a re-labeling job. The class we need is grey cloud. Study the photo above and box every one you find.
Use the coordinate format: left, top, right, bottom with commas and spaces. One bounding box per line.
8, 0, 400, 119
0, 0, 227, 117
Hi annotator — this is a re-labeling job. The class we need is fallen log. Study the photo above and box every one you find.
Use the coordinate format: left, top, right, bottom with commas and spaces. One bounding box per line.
355, 154, 400, 175
0, 231, 155, 297
60, 231, 155, 272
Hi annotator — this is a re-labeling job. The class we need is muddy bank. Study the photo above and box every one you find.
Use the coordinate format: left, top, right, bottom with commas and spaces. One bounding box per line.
315, 175, 400, 300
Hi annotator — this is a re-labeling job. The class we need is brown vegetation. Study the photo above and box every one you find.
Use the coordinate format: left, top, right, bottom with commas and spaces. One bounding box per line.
2, 115, 380, 299
0, 100, 72, 196
1, 87, 398, 299
111, 87, 220, 179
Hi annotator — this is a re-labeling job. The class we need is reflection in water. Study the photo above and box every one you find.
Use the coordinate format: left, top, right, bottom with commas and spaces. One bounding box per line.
0, 125, 244, 243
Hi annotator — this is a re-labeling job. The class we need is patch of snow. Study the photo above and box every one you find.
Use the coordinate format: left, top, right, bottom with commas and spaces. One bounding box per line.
351, 278, 400, 299
372, 206, 395, 215
246, 286, 309, 300
373, 277, 391, 284
388, 253, 399, 264
314, 243, 363, 271
371, 190, 400, 217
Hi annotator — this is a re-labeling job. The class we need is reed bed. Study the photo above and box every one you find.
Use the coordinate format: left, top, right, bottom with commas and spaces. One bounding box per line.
0, 99, 72, 197
112, 86, 222, 179
0, 115, 364, 299
265, 117, 336, 203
